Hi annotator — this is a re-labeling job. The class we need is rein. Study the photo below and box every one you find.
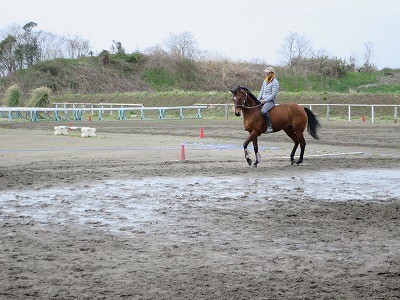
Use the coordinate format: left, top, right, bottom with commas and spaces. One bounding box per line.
234, 91, 263, 109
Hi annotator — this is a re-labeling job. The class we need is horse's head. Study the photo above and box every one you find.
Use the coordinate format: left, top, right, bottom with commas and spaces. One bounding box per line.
230, 85, 247, 116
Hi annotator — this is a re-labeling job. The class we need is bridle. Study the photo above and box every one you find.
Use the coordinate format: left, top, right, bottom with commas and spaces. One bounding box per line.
234, 90, 262, 109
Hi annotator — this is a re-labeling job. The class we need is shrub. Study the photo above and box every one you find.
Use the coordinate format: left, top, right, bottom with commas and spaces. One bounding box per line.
3, 84, 23, 107
112, 51, 144, 63
28, 86, 52, 107
292, 56, 348, 78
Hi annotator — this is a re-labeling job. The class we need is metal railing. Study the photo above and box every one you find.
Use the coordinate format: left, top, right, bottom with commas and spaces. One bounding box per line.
0, 105, 207, 122
196, 103, 399, 123
301, 104, 399, 123
1, 103, 398, 123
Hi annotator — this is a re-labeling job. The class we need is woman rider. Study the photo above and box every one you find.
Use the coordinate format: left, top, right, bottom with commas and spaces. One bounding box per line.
257, 66, 279, 133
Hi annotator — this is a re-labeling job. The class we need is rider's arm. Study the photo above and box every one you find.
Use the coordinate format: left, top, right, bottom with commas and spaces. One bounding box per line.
257, 80, 267, 101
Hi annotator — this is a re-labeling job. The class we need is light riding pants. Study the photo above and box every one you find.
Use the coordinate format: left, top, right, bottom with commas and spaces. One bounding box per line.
261, 102, 275, 114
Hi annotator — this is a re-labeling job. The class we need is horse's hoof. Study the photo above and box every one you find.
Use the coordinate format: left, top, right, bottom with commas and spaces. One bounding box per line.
291, 160, 295, 165
252, 163, 258, 168
246, 159, 252, 166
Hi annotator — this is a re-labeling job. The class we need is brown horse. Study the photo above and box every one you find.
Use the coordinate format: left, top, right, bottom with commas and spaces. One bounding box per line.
230, 85, 320, 166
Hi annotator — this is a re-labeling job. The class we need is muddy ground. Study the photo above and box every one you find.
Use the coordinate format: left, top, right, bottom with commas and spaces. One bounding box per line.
0, 119, 399, 299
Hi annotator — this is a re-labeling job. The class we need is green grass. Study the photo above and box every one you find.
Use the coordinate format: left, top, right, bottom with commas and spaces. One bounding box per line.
142, 69, 179, 91
356, 85, 400, 93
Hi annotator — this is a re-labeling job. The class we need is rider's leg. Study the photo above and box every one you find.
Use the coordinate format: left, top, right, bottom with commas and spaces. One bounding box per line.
261, 103, 274, 133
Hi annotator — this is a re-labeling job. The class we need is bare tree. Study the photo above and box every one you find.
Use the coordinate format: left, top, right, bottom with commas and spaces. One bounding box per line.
164, 31, 199, 60
347, 52, 358, 72
144, 44, 170, 70
39, 32, 65, 60
361, 41, 375, 72
279, 32, 313, 67
64, 35, 90, 59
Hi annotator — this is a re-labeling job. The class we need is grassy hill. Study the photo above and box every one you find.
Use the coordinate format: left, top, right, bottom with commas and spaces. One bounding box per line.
1, 53, 400, 108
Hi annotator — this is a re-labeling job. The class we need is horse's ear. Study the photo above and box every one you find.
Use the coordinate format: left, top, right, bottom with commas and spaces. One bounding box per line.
230, 84, 243, 94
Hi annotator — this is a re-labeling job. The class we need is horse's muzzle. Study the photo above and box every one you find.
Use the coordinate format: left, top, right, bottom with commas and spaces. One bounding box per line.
234, 107, 241, 116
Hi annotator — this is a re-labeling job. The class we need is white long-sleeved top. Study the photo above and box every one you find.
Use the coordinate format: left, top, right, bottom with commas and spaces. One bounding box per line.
257, 78, 280, 103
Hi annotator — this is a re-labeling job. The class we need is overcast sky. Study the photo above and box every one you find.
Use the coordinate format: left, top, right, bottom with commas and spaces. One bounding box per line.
1, 0, 399, 69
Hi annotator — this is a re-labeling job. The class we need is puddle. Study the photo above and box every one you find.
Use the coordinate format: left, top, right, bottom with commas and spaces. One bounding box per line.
1, 169, 399, 234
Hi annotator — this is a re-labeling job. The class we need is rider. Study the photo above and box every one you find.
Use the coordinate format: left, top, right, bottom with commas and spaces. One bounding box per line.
257, 66, 279, 133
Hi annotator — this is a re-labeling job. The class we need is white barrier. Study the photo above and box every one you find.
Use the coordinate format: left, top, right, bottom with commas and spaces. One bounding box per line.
0, 105, 207, 122
195, 103, 399, 123
54, 126, 96, 137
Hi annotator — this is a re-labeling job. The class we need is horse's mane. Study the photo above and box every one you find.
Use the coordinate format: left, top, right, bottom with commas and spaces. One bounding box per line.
240, 86, 261, 105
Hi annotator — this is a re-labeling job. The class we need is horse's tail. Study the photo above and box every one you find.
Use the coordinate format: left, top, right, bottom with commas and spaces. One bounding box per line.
304, 107, 321, 140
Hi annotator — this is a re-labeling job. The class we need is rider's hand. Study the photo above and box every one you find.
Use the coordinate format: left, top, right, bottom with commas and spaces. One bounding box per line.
260, 99, 266, 104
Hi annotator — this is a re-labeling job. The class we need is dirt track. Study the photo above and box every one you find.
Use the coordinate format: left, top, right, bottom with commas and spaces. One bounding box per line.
1, 119, 400, 299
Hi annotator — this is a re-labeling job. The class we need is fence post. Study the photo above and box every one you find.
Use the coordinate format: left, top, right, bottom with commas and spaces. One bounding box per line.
54, 110, 60, 121
118, 107, 125, 120
98, 107, 104, 121
348, 105, 351, 122
196, 107, 203, 119
326, 105, 330, 121
159, 109, 166, 119
371, 105, 374, 123
395, 106, 398, 123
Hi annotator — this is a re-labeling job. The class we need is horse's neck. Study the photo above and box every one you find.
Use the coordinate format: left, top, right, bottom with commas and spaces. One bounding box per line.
245, 96, 259, 109
242, 98, 261, 121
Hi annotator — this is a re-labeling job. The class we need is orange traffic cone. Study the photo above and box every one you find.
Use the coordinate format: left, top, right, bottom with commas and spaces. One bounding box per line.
361, 115, 366, 122
199, 127, 205, 138
88, 115, 92, 122
179, 144, 186, 161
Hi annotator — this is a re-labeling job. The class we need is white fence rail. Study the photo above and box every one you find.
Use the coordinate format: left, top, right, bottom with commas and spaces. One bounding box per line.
53, 102, 144, 117
1, 103, 399, 123
196, 103, 399, 123
301, 104, 399, 123
0, 105, 207, 122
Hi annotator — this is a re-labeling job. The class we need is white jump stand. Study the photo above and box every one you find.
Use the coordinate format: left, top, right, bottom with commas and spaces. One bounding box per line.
80, 127, 96, 137
54, 126, 96, 137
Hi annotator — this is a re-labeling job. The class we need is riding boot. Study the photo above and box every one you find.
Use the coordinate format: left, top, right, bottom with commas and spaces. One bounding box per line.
262, 112, 273, 133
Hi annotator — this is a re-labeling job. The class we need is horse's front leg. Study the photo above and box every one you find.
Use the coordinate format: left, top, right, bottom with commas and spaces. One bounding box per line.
243, 131, 259, 166
252, 137, 261, 167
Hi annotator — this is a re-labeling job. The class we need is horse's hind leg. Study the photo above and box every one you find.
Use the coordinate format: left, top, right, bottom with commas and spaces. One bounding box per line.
284, 127, 299, 165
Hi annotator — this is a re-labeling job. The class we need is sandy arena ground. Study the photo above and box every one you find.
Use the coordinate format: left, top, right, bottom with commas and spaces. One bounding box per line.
0, 118, 399, 299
